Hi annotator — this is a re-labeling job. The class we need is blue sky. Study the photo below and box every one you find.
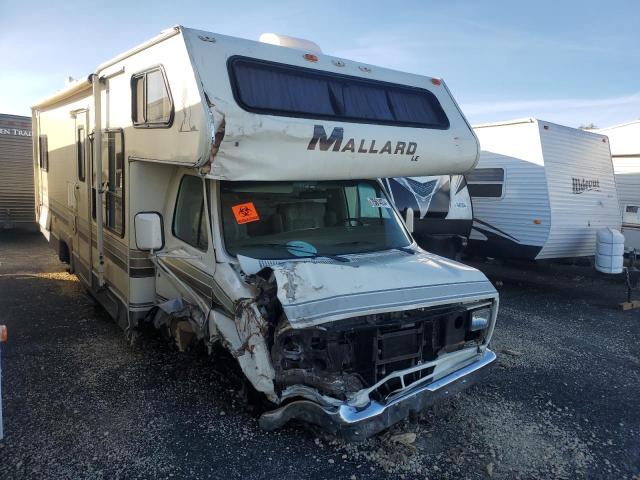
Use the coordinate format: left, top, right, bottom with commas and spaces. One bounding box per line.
1, 0, 638, 127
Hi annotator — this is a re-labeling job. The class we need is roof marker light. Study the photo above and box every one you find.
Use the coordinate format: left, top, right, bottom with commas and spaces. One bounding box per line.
431, 78, 442, 86
303, 53, 319, 62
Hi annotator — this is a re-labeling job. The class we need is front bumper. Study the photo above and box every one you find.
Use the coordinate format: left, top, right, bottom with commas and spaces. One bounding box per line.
259, 349, 496, 441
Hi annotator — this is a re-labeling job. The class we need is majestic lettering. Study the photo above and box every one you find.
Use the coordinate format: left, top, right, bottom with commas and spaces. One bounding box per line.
307, 125, 418, 157
572, 177, 600, 194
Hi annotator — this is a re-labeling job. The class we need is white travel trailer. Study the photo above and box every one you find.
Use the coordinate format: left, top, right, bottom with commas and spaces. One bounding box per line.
468, 118, 621, 260
32, 26, 498, 439
382, 175, 472, 258
596, 120, 640, 253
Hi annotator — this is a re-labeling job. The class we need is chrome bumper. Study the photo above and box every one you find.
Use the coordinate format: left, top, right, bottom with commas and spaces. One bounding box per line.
259, 349, 496, 441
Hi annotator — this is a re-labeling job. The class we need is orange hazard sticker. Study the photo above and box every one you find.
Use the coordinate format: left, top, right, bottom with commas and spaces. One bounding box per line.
232, 202, 260, 224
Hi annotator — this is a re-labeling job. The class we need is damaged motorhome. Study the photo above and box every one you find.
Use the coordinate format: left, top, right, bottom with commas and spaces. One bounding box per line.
32, 26, 498, 440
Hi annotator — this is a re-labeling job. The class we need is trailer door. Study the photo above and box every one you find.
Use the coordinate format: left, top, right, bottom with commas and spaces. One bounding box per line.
73, 110, 92, 284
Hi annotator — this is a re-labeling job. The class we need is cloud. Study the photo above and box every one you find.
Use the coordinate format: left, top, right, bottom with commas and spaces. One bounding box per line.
461, 93, 640, 129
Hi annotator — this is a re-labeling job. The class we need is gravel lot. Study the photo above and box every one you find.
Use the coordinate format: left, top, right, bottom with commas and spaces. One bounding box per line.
0, 231, 638, 479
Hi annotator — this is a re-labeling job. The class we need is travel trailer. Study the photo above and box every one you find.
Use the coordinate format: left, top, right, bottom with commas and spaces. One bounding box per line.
32, 25, 498, 440
382, 175, 472, 258
596, 121, 640, 253
0, 114, 36, 230
468, 118, 621, 260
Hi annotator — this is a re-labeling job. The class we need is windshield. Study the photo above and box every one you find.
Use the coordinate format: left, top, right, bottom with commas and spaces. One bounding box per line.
220, 180, 412, 260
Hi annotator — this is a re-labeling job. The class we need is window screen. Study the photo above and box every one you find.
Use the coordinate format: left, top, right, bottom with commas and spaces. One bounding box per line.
229, 57, 450, 129
39, 135, 48, 171
173, 175, 208, 250
77, 127, 86, 182
131, 67, 173, 127
466, 168, 504, 198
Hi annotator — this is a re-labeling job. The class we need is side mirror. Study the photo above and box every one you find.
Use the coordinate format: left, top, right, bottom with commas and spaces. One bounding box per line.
134, 212, 164, 251
404, 207, 414, 233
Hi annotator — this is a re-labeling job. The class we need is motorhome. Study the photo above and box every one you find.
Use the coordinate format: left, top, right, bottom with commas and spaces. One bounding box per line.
596, 120, 640, 253
468, 118, 621, 260
382, 175, 472, 258
32, 26, 498, 440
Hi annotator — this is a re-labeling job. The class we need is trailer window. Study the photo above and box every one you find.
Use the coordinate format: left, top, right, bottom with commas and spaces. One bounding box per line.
38, 135, 49, 171
623, 204, 640, 224
100, 130, 125, 236
131, 67, 174, 127
228, 57, 449, 129
173, 175, 208, 251
77, 127, 86, 182
466, 168, 504, 198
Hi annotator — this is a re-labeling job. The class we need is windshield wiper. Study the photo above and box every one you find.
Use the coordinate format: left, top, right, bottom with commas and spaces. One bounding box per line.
239, 242, 350, 263
334, 241, 415, 255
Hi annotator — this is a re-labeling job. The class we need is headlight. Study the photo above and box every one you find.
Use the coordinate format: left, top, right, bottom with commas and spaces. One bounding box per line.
470, 306, 491, 332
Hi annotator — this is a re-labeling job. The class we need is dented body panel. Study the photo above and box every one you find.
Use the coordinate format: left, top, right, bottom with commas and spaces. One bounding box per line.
268, 250, 496, 327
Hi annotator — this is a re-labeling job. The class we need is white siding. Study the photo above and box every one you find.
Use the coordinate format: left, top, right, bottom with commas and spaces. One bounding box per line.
538, 121, 621, 259
471, 121, 551, 251
597, 121, 640, 157
597, 122, 640, 229
0, 114, 35, 229
614, 157, 640, 213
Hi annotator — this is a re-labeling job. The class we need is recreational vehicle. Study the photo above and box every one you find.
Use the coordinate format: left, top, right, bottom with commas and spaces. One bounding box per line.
32, 26, 498, 439
468, 118, 621, 260
596, 121, 640, 253
382, 175, 472, 258
0, 114, 36, 230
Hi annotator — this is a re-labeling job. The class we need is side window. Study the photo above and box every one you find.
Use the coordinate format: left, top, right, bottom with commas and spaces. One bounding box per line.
96, 130, 125, 236
623, 204, 640, 224
131, 67, 173, 127
173, 176, 208, 250
466, 168, 505, 198
77, 127, 86, 182
39, 134, 49, 171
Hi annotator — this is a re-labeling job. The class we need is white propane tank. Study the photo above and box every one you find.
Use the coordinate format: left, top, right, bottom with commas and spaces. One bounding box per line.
595, 228, 625, 274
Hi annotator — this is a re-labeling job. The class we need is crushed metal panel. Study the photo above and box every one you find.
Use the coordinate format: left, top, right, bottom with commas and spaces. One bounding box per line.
269, 251, 497, 327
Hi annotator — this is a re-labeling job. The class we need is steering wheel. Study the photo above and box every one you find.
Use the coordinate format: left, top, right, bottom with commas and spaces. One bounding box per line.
338, 217, 364, 226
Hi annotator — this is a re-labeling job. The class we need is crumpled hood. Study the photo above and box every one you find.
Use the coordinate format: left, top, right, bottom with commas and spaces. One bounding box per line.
268, 250, 497, 328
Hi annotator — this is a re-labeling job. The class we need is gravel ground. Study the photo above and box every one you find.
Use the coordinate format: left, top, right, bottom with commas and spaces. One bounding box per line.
0, 231, 638, 479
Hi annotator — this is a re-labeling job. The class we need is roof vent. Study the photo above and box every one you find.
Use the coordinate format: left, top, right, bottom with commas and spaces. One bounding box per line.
259, 33, 322, 53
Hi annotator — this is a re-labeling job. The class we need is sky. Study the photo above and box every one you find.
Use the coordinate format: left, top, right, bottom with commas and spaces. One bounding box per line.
1, 0, 638, 128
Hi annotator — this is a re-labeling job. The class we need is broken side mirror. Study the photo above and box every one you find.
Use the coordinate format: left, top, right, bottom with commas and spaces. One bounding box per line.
404, 207, 414, 233
134, 212, 164, 251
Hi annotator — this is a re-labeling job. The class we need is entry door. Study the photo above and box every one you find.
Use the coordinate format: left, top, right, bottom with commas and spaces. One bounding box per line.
73, 111, 92, 284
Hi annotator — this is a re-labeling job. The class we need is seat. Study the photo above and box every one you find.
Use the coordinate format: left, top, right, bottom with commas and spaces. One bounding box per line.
279, 202, 326, 231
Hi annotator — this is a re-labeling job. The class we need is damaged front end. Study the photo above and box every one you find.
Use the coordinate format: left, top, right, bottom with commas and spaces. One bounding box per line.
226, 254, 499, 441
261, 301, 496, 440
